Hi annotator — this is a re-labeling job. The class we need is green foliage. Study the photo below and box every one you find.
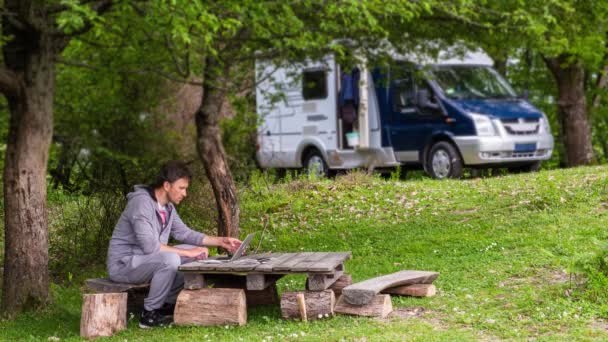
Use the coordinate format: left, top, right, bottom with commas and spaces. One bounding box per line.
47, 189, 125, 280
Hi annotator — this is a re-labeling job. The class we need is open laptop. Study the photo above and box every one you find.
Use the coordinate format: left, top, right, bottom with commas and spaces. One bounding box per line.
199, 232, 255, 264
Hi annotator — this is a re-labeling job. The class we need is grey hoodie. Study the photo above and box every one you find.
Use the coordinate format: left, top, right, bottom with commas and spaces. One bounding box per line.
107, 185, 206, 274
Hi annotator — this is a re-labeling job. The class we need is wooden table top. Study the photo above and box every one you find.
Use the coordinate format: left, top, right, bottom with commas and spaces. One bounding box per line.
179, 252, 351, 274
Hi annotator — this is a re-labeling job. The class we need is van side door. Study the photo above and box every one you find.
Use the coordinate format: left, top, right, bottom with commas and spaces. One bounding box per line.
389, 71, 446, 162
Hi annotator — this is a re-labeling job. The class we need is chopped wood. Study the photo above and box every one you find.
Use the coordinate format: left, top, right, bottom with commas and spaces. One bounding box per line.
80, 293, 127, 339
306, 266, 344, 291
246, 283, 280, 306
382, 284, 436, 297
328, 274, 352, 297
246, 274, 283, 290
342, 270, 439, 305
280, 290, 335, 321
174, 288, 247, 326
334, 294, 392, 318
296, 293, 307, 322
183, 273, 206, 290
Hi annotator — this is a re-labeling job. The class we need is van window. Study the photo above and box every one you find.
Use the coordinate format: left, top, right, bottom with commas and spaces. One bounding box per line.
392, 73, 415, 110
302, 70, 327, 100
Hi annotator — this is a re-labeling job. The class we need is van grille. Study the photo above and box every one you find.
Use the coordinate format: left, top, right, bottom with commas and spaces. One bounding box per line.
501, 118, 540, 135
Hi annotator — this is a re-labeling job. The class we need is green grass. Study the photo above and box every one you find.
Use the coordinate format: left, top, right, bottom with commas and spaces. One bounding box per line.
2, 166, 608, 340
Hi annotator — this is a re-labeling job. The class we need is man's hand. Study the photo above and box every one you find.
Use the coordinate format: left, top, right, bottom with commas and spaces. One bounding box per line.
182, 246, 209, 260
221, 237, 242, 254
202, 236, 242, 253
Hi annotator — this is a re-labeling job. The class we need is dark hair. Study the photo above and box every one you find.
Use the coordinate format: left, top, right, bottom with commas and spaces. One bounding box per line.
151, 160, 192, 189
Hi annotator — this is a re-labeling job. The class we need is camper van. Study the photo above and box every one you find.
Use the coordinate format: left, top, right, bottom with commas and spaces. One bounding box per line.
255, 50, 554, 179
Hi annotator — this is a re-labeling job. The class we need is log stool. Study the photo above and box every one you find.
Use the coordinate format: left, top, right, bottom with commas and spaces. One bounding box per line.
84, 278, 150, 317
80, 293, 127, 339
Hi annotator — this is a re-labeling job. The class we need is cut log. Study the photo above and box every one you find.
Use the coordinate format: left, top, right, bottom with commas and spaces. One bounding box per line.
80, 293, 127, 339
281, 290, 335, 321
328, 274, 352, 297
174, 288, 246, 326
382, 284, 436, 297
246, 283, 280, 306
334, 294, 392, 318
183, 273, 206, 290
342, 270, 438, 305
84, 278, 148, 316
246, 274, 283, 290
306, 265, 344, 291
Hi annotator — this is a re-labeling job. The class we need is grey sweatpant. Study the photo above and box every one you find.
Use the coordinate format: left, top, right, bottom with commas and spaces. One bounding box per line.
108, 244, 196, 311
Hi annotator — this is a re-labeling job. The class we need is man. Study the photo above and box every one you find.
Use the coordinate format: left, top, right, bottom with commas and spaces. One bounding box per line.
107, 161, 242, 328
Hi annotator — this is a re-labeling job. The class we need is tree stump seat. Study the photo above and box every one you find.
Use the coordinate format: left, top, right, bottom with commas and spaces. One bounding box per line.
85, 278, 150, 316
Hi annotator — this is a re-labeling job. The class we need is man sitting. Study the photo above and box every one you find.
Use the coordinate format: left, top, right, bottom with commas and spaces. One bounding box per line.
106, 160, 241, 328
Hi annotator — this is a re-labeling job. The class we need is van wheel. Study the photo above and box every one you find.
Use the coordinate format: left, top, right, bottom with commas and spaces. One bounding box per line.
508, 161, 541, 174
425, 142, 463, 179
303, 149, 329, 177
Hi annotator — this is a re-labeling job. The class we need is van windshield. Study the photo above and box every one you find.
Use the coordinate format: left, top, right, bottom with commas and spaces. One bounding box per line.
430, 66, 517, 100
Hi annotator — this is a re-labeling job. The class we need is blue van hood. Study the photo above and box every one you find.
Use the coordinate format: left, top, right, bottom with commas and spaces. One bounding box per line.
451, 99, 543, 120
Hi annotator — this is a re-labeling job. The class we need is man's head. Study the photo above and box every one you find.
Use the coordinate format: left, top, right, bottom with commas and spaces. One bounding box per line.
151, 161, 192, 205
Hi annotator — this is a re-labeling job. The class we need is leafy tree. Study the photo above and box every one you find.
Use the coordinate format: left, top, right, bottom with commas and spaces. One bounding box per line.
0, 0, 114, 317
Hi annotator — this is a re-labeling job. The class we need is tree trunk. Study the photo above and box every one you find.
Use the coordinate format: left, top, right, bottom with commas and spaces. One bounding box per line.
544, 55, 594, 166
1, 27, 55, 316
195, 56, 239, 237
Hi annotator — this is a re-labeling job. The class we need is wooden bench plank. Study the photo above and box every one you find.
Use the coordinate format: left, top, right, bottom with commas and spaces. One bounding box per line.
85, 278, 149, 293
342, 270, 439, 305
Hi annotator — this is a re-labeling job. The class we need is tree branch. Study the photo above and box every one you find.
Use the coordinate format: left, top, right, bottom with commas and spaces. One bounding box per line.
56, 58, 203, 86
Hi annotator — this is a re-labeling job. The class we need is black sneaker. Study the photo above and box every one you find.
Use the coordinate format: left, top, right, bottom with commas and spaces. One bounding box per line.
158, 302, 176, 316
139, 309, 173, 329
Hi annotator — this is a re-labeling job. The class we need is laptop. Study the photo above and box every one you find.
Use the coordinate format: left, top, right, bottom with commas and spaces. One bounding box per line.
199, 232, 256, 264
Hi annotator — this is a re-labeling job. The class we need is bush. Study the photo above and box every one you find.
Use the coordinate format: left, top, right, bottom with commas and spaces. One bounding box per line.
48, 190, 125, 281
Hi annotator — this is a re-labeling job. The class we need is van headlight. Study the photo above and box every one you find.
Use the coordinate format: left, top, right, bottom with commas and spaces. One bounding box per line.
540, 113, 551, 134
469, 112, 497, 136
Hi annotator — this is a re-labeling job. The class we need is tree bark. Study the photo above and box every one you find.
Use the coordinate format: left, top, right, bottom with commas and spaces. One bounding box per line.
195, 56, 239, 237
1, 17, 56, 316
544, 55, 594, 166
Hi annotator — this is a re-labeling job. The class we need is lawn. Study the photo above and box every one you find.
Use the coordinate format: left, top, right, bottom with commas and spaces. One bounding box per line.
2, 166, 608, 341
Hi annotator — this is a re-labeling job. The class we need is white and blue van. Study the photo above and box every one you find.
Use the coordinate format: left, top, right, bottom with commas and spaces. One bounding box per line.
255, 49, 554, 179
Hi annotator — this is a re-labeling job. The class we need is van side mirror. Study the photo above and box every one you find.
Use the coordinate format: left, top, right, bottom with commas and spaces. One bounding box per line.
520, 89, 529, 100
414, 89, 440, 110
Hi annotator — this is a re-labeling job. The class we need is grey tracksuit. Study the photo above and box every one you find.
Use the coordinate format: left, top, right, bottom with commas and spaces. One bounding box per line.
107, 185, 206, 311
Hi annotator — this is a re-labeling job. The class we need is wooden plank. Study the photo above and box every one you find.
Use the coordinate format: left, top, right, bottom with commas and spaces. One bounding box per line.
307, 265, 344, 291
85, 278, 149, 293
288, 252, 333, 272
382, 284, 436, 297
246, 274, 283, 291
254, 253, 300, 272
184, 273, 206, 290
342, 270, 439, 305
274, 252, 315, 271
306, 252, 352, 272
230, 253, 274, 272
334, 294, 392, 318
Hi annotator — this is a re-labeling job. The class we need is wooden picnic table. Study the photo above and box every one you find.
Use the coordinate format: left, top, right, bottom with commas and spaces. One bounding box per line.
178, 252, 351, 291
